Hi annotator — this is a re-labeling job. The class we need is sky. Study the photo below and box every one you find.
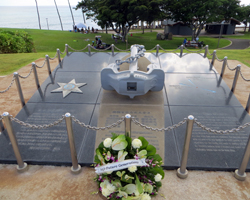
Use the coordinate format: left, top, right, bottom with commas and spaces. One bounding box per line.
0, 0, 249, 6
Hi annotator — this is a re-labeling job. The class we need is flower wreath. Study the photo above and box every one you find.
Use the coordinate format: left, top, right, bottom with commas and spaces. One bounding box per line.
94, 133, 165, 200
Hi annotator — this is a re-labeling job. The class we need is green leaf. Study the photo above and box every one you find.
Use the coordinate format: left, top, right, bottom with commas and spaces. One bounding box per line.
138, 136, 148, 150
146, 144, 156, 156
98, 141, 105, 149
118, 150, 128, 162
150, 154, 162, 162
96, 148, 105, 165
123, 184, 136, 194
112, 135, 128, 151
112, 180, 122, 188
126, 136, 132, 150
111, 132, 119, 140
94, 154, 100, 164
135, 174, 143, 194
149, 167, 165, 179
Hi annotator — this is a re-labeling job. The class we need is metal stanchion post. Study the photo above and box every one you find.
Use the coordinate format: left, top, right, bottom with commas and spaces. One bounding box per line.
2, 112, 28, 172
46, 55, 51, 75
246, 93, 250, 113
65, 44, 68, 55
231, 65, 241, 93
13, 72, 25, 107
88, 44, 91, 55
234, 133, 250, 181
0, 118, 4, 133
111, 44, 114, 56
180, 45, 183, 58
57, 48, 61, 63
204, 45, 208, 58
156, 44, 159, 56
177, 115, 194, 179
210, 50, 216, 69
125, 114, 131, 137
64, 113, 81, 174
32, 62, 40, 89
220, 56, 227, 78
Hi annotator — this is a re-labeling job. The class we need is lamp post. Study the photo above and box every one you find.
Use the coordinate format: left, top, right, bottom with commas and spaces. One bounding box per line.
217, 21, 224, 48
126, 24, 129, 50
46, 18, 49, 30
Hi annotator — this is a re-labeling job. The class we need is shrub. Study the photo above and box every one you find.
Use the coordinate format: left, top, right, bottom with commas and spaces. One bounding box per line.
0, 29, 35, 53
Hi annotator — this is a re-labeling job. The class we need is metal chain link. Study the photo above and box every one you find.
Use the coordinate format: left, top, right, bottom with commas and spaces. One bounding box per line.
147, 45, 157, 52
132, 117, 187, 132
90, 45, 112, 51
215, 54, 224, 62
226, 61, 237, 71
68, 45, 89, 52
208, 50, 213, 56
183, 45, 206, 53
159, 45, 180, 53
113, 45, 130, 52
11, 115, 65, 129
72, 116, 125, 130
60, 48, 66, 55
194, 119, 250, 134
240, 70, 250, 81
0, 75, 15, 93
115, 45, 146, 65
18, 67, 33, 79
49, 52, 58, 60
35, 59, 46, 68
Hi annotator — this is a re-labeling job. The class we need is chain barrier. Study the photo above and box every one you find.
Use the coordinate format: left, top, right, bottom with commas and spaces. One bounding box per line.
0, 75, 15, 93
159, 45, 180, 53
183, 45, 206, 53
35, 59, 46, 68
226, 62, 237, 71
68, 45, 89, 52
194, 119, 250, 134
115, 45, 146, 66
60, 48, 66, 55
49, 52, 58, 60
18, 67, 33, 79
72, 116, 125, 130
215, 54, 224, 62
132, 117, 187, 132
240, 70, 250, 82
11, 115, 65, 129
90, 45, 112, 52
113, 45, 130, 52
208, 50, 214, 56
147, 45, 157, 52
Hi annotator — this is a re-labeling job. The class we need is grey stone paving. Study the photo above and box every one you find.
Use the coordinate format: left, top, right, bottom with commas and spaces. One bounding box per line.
221, 38, 250, 49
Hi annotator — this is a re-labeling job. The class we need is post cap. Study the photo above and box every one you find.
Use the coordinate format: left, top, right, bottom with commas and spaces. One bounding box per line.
125, 114, 131, 118
65, 113, 71, 117
13, 72, 18, 75
3, 112, 9, 117
224, 56, 227, 59
32, 62, 35, 65
188, 115, 194, 120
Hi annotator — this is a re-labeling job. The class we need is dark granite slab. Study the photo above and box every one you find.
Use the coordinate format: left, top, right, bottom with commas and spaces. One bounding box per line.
159, 53, 215, 73
165, 73, 242, 107
170, 105, 250, 171
79, 105, 180, 169
28, 71, 101, 104
0, 103, 95, 165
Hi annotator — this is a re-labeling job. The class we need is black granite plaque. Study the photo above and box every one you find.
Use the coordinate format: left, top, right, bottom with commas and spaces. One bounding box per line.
159, 53, 215, 73
0, 103, 95, 165
165, 73, 242, 106
170, 106, 250, 171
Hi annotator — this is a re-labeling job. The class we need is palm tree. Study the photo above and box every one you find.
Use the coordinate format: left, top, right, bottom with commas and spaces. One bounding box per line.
54, 0, 63, 31
68, 0, 75, 28
35, 0, 41, 29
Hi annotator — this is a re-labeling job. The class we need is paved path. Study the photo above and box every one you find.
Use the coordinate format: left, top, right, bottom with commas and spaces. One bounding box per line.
220, 38, 250, 49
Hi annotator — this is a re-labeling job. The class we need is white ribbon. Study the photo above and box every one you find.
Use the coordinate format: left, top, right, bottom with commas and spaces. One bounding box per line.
95, 158, 148, 174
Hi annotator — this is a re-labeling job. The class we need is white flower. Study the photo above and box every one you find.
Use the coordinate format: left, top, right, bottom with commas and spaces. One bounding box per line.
128, 165, 137, 173
132, 139, 142, 149
154, 173, 162, 182
102, 188, 111, 197
107, 184, 116, 193
100, 180, 116, 197
103, 138, 112, 148
141, 193, 151, 200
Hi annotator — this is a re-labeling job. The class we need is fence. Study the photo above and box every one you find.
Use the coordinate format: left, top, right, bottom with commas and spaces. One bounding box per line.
1, 44, 250, 180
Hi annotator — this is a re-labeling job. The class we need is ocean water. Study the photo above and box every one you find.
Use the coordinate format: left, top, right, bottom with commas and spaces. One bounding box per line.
0, 6, 101, 31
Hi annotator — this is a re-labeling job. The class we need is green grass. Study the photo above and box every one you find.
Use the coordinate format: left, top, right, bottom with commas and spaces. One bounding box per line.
0, 28, 249, 75
226, 31, 250, 39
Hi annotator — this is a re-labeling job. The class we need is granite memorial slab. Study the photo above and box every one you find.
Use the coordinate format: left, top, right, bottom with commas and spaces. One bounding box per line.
0, 103, 95, 165
165, 73, 242, 106
170, 105, 250, 171
28, 71, 101, 104
159, 53, 215, 73
78, 105, 180, 169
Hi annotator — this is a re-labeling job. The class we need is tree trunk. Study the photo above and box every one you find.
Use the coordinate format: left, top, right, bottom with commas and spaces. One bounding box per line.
68, 0, 75, 27
106, 26, 107, 34
35, 0, 41, 29
82, 7, 86, 24
54, 0, 63, 31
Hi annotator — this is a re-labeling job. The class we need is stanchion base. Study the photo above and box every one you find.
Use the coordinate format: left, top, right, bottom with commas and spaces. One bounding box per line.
177, 168, 188, 179
71, 164, 81, 174
17, 162, 28, 172
234, 169, 246, 181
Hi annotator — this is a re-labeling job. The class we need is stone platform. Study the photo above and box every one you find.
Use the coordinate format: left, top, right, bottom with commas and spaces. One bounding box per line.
0, 52, 250, 171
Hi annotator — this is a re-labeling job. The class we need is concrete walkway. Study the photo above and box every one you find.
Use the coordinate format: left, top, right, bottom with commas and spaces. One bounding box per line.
221, 38, 250, 50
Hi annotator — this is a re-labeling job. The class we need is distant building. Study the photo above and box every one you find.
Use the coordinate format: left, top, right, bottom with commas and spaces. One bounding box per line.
162, 20, 193, 35
205, 18, 241, 34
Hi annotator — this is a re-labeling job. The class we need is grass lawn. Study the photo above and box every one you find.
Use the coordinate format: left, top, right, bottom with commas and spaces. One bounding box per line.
0, 28, 249, 75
